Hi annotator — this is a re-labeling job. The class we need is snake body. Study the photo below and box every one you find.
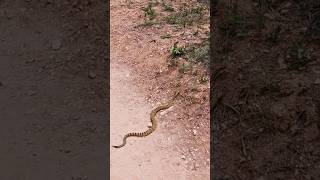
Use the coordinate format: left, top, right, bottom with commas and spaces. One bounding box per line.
113, 91, 180, 148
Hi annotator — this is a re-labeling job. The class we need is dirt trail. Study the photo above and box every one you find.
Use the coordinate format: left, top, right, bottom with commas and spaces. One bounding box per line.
110, 62, 188, 180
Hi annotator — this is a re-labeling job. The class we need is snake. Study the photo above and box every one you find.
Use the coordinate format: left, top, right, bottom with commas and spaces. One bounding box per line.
112, 91, 180, 148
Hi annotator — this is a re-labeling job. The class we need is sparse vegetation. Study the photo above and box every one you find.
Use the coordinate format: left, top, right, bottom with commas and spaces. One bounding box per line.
125, 0, 133, 8
185, 40, 209, 66
178, 62, 191, 74
160, 34, 172, 39
165, 4, 205, 26
162, 2, 174, 12
143, 4, 157, 21
287, 41, 311, 69
200, 75, 209, 83
135, 4, 159, 28
170, 42, 185, 58
190, 83, 198, 92
212, 0, 320, 179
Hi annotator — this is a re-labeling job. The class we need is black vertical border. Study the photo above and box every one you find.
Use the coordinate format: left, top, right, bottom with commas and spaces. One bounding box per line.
105, 0, 111, 178
210, 0, 217, 179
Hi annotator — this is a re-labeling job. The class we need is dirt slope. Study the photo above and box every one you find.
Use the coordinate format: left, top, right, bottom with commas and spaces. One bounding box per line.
110, 0, 210, 179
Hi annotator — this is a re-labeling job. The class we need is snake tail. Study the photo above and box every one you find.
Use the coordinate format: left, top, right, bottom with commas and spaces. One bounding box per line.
112, 128, 155, 148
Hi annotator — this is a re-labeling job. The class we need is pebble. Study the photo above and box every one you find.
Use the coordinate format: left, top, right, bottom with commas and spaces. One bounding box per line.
88, 71, 96, 79
283, 2, 292, 8
257, 176, 268, 180
27, 91, 37, 96
193, 129, 197, 136
25, 58, 35, 64
51, 39, 62, 50
6, 11, 13, 19
314, 78, 320, 85
73, 115, 80, 120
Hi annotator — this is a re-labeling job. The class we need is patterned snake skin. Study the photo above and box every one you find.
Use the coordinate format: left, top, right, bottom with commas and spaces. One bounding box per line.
112, 91, 180, 148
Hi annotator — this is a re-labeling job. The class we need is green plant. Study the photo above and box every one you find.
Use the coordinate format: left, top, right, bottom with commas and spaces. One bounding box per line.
143, 4, 157, 21
200, 76, 209, 83
162, 3, 174, 12
171, 42, 185, 58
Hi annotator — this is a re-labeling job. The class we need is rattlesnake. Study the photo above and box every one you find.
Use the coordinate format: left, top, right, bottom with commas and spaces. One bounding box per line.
112, 91, 180, 148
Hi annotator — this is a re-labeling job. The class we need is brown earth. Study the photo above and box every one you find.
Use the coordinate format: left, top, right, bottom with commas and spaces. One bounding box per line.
0, 0, 108, 179
212, 0, 320, 179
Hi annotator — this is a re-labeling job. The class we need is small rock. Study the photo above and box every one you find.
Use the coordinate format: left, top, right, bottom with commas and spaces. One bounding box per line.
283, 2, 292, 8
25, 58, 35, 64
72, 176, 88, 180
257, 175, 269, 180
305, 174, 312, 180
239, 156, 247, 163
281, 9, 289, 13
278, 57, 287, 69
73, 115, 80, 120
181, 155, 186, 160
0, 81, 3, 87
264, 13, 277, 20
270, 102, 288, 118
6, 12, 13, 19
27, 91, 37, 96
147, 122, 152, 128
314, 78, 320, 85
262, 49, 270, 53
51, 39, 62, 50
88, 71, 96, 79
192, 129, 197, 136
